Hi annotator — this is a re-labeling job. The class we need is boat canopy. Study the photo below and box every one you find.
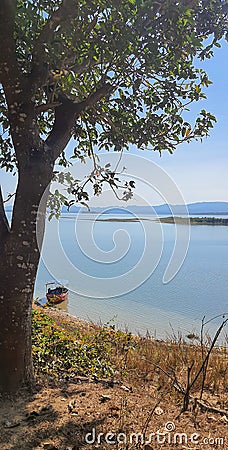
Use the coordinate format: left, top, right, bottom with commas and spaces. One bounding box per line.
46, 279, 69, 288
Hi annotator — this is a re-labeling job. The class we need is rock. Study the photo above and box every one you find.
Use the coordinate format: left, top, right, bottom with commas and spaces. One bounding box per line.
100, 395, 111, 403
120, 385, 132, 392
154, 407, 164, 415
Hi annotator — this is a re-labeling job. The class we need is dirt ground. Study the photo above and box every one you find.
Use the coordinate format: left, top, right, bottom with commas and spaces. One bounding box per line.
0, 308, 227, 450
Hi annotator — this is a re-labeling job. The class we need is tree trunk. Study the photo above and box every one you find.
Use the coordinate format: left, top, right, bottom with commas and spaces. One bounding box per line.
0, 158, 53, 393
0, 288, 34, 392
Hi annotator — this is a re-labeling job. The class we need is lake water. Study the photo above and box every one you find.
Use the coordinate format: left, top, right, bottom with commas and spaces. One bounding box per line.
34, 213, 228, 341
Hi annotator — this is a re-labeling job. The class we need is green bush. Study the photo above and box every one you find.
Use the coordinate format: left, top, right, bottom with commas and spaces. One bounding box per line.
32, 309, 115, 380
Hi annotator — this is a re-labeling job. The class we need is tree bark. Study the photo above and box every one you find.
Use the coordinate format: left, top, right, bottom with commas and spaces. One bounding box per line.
0, 290, 34, 392
0, 156, 53, 393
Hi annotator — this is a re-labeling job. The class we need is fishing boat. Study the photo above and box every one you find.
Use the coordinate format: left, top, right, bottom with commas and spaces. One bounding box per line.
46, 281, 68, 304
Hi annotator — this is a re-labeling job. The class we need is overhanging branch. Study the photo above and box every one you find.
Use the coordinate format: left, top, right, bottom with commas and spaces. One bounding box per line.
46, 83, 112, 161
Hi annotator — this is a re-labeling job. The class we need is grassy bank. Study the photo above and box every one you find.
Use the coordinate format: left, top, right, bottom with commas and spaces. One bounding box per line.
32, 308, 228, 397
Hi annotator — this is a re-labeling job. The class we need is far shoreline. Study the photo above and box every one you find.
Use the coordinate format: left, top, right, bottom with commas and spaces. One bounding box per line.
158, 216, 228, 226
65, 215, 228, 225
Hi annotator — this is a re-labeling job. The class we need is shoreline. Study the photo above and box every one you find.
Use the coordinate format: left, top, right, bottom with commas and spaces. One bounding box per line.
33, 303, 99, 335
33, 304, 227, 348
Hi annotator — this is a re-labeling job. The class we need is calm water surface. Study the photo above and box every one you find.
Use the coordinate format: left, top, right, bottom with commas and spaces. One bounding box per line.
34, 213, 228, 340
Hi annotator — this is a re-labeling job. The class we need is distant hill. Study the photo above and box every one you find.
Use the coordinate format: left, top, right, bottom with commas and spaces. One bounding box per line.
154, 202, 228, 215
186, 202, 228, 215
6, 202, 228, 215
61, 202, 228, 215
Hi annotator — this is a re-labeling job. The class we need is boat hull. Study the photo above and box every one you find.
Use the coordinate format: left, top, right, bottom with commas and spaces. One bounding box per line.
46, 290, 68, 304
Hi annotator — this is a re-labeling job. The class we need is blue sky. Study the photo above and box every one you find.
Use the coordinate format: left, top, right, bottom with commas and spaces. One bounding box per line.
147, 41, 228, 204
1, 41, 227, 206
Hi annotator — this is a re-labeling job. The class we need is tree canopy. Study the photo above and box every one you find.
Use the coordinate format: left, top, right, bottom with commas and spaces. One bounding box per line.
1, 0, 227, 190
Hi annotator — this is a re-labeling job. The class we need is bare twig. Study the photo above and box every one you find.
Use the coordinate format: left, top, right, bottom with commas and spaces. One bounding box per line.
182, 361, 194, 412
188, 318, 228, 393
3, 192, 16, 204
200, 316, 207, 400
0, 186, 10, 236
178, 317, 228, 416
196, 399, 228, 417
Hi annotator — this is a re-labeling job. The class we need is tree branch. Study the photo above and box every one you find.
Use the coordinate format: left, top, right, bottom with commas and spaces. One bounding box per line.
46, 83, 112, 161
0, 186, 10, 237
78, 82, 113, 112
35, 101, 62, 114
30, 0, 79, 89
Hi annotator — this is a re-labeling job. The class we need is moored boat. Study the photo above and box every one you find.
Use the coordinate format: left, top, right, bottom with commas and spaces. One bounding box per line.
46, 281, 68, 304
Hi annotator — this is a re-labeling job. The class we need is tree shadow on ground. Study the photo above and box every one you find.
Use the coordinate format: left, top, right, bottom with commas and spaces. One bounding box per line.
0, 381, 115, 449
3, 416, 107, 450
